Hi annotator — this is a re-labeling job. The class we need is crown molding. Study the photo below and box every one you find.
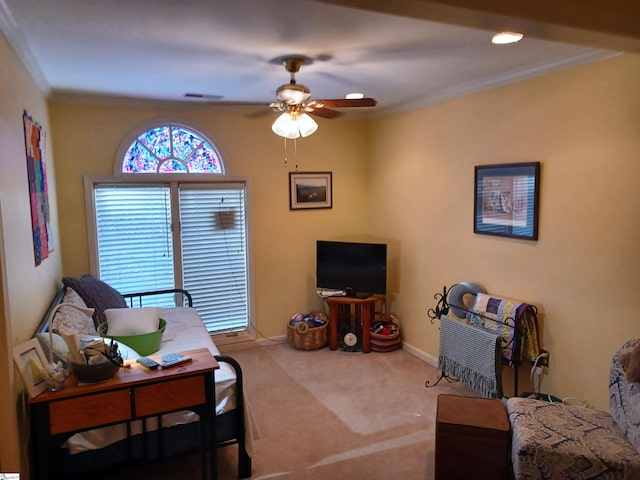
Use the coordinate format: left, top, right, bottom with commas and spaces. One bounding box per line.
388, 49, 618, 114
0, 0, 50, 94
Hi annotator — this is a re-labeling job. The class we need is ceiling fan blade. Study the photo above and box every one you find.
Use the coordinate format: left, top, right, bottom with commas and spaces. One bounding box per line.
245, 108, 274, 119
313, 98, 377, 108
309, 108, 342, 119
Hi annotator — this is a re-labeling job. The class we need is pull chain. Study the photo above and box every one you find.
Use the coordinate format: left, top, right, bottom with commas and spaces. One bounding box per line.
284, 137, 288, 168
283, 137, 300, 170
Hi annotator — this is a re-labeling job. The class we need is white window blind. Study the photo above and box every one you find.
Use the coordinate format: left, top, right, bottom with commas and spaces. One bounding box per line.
179, 185, 249, 333
92, 182, 249, 333
94, 185, 176, 307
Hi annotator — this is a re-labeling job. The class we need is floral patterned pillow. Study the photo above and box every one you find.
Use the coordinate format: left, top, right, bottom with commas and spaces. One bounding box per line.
610, 338, 640, 453
50, 287, 98, 335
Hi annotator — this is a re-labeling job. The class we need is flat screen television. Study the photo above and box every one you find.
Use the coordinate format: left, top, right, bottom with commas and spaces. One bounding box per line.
316, 240, 387, 298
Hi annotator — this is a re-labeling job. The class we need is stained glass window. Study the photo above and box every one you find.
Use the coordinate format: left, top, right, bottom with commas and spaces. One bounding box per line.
122, 125, 223, 174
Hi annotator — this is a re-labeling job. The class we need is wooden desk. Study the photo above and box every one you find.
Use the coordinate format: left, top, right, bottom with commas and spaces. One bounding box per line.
325, 296, 378, 353
29, 348, 219, 480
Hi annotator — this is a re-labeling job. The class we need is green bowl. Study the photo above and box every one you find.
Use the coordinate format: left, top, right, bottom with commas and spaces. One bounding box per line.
98, 318, 166, 356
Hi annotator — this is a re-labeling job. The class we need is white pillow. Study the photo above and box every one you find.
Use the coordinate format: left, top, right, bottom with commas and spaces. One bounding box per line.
104, 307, 161, 336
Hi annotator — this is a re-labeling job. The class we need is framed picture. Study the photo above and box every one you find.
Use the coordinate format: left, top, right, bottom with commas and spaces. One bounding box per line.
474, 162, 541, 240
13, 338, 49, 397
289, 172, 332, 210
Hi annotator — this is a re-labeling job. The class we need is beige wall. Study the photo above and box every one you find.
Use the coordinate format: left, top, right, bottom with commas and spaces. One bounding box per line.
49, 54, 640, 413
49, 103, 371, 339
367, 53, 640, 410
2, 27, 639, 478
0, 32, 62, 473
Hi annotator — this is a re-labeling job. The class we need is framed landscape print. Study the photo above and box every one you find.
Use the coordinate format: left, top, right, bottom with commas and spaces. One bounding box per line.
289, 172, 332, 210
474, 162, 540, 240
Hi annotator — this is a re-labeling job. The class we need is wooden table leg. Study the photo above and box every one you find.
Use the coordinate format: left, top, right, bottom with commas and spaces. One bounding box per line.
326, 297, 377, 353
31, 403, 51, 480
359, 302, 374, 353
206, 371, 217, 480
328, 301, 339, 350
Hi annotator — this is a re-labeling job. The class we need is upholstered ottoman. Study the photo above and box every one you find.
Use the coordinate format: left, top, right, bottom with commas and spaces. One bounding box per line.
435, 394, 511, 480
506, 338, 640, 480
508, 398, 640, 480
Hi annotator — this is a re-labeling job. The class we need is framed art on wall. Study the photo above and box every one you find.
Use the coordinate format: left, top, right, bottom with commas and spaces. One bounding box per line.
289, 172, 332, 210
13, 338, 49, 397
23, 111, 53, 266
474, 162, 541, 240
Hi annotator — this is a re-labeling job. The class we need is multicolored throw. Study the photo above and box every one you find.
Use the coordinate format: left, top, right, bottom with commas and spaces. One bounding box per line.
468, 293, 540, 365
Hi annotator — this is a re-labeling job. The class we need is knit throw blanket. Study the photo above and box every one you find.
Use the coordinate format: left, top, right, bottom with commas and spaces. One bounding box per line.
468, 293, 540, 365
438, 315, 503, 399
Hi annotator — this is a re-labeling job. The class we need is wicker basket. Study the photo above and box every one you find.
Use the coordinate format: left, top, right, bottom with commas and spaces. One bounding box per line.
370, 312, 401, 352
287, 321, 328, 350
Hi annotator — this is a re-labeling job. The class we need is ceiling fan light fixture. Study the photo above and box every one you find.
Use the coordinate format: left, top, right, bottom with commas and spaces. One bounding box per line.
297, 113, 318, 137
491, 31, 524, 44
271, 111, 318, 139
272, 112, 300, 139
276, 83, 311, 104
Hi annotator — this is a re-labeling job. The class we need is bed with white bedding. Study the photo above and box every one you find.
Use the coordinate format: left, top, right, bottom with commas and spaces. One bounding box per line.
34, 284, 253, 479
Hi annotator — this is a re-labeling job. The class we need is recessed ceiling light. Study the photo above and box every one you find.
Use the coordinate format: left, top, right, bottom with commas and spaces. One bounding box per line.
491, 32, 524, 45
345, 92, 365, 99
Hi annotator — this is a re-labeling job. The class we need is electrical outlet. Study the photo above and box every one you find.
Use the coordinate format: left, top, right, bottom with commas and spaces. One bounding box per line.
539, 349, 549, 368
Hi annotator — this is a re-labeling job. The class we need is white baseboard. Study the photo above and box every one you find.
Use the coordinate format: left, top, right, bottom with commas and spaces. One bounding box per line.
220, 336, 439, 368
257, 335, 286, 346
401, 341, 438, 368
217, 334, 286, 354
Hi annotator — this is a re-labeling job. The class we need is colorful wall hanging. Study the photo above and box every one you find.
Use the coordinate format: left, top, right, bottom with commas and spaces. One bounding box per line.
23, 111, 53, 265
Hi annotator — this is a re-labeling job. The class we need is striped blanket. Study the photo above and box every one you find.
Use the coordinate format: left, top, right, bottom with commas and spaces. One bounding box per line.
438, 315, 503, 398
468, 293, 540, 365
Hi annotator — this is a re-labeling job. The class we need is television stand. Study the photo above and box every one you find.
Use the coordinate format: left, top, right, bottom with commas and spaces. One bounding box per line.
344, 288, 371, 299
325, 296, 378, 353
352, 292, 372, 299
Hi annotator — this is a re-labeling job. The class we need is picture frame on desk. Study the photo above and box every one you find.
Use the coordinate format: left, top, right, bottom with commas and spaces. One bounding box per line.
474, 162, 540, 240
13, 338, 49, 397
289, 171, 332, 210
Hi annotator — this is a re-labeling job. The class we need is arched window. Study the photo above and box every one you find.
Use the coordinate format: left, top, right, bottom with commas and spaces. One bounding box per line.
121, 124, 224, 174
88, 123, 251, 340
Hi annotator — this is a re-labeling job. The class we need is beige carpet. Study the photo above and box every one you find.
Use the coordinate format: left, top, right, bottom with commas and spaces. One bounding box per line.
91, 342, 477, 480
216, 343, 476, 480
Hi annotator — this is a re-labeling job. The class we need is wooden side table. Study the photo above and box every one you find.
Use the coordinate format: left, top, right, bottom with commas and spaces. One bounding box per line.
29, 348, 219, 480
435, 394, 511, 479
325, 296, 378, 353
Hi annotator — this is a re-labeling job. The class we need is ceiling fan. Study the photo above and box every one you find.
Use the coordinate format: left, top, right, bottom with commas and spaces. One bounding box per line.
270, 56, 377, 120
269, 56, 376, 138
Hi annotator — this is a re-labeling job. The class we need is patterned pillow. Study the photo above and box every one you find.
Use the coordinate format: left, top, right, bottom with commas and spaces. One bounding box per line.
610, 338, 640, 453
50, 287, 98, 335
63, 286, 87, 308
62, 274, 128, 326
